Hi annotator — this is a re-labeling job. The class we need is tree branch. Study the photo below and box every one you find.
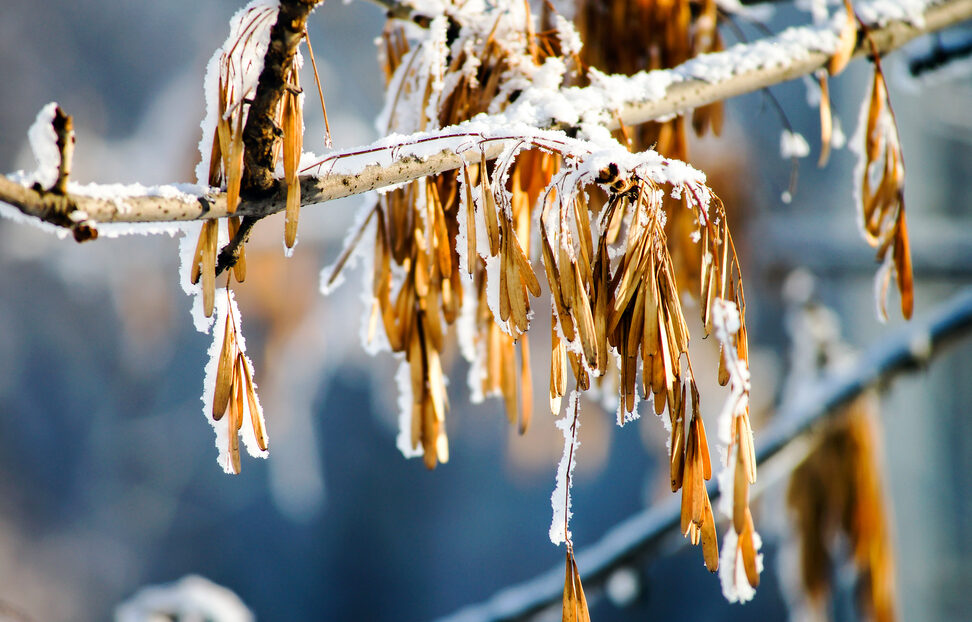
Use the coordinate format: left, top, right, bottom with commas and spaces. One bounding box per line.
434, 287, 972, 622
2, 0, 969, 232
241, 0, 323, 198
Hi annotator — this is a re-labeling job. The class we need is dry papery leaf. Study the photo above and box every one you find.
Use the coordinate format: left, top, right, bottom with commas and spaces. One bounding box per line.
859, 61, 913, 320
787, 398, 896, 622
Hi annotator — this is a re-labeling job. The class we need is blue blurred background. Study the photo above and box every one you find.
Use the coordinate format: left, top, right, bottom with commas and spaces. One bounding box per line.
0, 1, 970, 620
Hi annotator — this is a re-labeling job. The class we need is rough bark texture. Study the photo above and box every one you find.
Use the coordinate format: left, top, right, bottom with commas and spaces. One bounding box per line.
240, 0, 321, 199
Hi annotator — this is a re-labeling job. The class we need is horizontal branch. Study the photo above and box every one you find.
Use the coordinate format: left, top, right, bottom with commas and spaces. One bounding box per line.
617, 0, 972, 127
1, 0, 969, 231
434, 287, 972, 622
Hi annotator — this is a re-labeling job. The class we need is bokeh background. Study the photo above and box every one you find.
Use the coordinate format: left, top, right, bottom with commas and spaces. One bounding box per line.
0, 1, 970, 620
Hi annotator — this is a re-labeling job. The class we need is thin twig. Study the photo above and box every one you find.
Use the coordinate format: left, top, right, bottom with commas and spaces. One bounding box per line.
215, 215, 259, 277
51, 106, 74, 196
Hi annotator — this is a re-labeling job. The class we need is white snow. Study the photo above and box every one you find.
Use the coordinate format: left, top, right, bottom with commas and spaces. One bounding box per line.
554, 15, 584, 58
115, 575, 253, 622
27, 102, 60, 189
549, 391, 581, 546
856, 0, 932, 28
780, 130, 811, 159
719, 528, 764, 603
831, 114, 846, 149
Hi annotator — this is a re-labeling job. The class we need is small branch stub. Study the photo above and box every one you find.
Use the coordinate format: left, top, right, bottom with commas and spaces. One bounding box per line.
51, 106, 74, 196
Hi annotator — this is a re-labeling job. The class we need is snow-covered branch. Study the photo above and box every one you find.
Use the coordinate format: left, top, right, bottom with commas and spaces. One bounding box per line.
2, 0, 969, 233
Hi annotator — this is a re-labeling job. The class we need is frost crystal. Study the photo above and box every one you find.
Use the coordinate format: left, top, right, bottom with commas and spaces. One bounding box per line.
719, 528, 764, 603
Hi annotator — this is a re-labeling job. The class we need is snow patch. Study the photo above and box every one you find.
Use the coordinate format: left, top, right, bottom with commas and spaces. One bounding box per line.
27, 102, 60, 189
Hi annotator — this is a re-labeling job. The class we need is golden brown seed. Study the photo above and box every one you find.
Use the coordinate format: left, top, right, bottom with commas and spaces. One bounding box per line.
697, 415, 711, 480
670, 415, 685, 492
283, 80, 302, 249
734, 441, 749, 535
540, 227, 576, 342
226, 107, 245, 215
740, 509, 761, 588
480, 154, 500, 256
227, 387, 241, 475
213, 307, 236, 420
463, 162, 477, 275
701, 495, 719, 572
680, 429, 695, 535
818, 73, 833, 167
201, 219, 217, 318
426, 343, 447, 424
190, 224, 208, 285
572, 261, 597, 368
241, 355, 268, 451
550, 322, 566, 416
422, 399, 438, 470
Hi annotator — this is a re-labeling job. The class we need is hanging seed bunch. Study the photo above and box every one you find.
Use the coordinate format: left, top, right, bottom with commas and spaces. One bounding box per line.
787, 399, 896, 622
856, 59, 913, 321
570, 0, 725, 298
205, 288, 270, 474
326, 0, 761, 598
350, 1, 579, 467
711, 296, 761, 600
187, 1, 334, 473
813, 0, 859, 169
822, 1, 913, 320
541, 157, 758, 581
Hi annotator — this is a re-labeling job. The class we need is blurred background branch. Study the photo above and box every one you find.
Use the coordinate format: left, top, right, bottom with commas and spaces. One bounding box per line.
437, 287, 972, 622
